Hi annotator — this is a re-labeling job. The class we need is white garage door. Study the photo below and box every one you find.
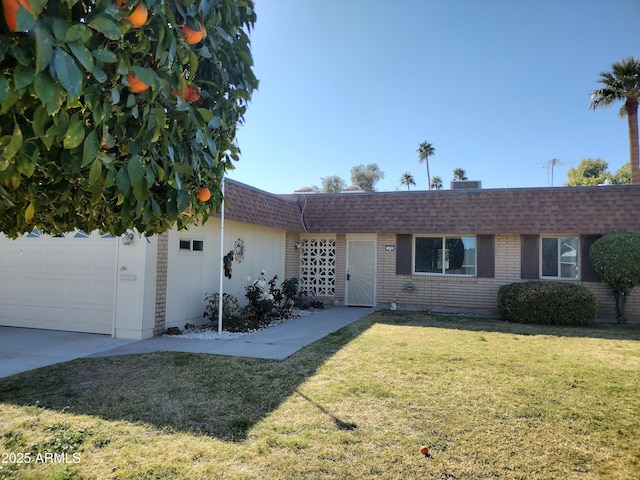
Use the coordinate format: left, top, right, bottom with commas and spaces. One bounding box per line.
0, 230, 117, 335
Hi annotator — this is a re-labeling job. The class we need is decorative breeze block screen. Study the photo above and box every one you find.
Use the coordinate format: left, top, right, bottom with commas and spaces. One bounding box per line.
300, 238, 336, 296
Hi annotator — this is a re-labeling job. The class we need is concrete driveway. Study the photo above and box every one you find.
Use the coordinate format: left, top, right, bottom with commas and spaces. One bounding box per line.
0, 306, 377, 378
0, 327, 137, 378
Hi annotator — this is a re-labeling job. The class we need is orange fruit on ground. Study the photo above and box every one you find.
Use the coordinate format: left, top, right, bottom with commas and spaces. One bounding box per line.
197, 187, 211, 202
182, 22, 206, 44
420, 445, 429, 455
123, 2, 148, 28
3, 0, 33, 32
127, 71, 150, 93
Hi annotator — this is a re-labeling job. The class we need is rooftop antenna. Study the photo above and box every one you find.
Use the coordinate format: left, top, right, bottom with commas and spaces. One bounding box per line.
537, 158, 569, 186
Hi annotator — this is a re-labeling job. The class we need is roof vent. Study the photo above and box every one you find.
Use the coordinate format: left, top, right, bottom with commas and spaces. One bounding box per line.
451, 180, 482, 190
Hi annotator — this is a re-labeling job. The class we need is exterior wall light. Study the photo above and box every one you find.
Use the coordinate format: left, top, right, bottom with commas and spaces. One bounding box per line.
121, 231, 135, 246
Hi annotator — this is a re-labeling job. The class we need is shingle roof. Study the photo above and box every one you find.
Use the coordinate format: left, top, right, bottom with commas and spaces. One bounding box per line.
288, 185, 640, 235
216, 179, 304, 231
219, 181, 639, 235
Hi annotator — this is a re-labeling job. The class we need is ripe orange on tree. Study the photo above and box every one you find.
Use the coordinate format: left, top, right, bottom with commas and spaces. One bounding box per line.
123, 2, 148, 28
127, 71, 150, 93
115, 0, 148, 28
183, 85, 201, 103
3, 0, 33, 32
197, 187, 211, 202
183, 22, 206, 44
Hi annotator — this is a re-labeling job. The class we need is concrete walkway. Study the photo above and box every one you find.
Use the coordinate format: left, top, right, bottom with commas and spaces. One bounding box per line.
0, 306, 377, 378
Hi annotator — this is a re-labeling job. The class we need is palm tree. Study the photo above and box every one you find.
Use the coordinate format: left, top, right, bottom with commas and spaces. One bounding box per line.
400, 172, 416, 191
417, 141, 435, 189
590, 56, 640, 184
430, 175, 443, 190
452, 167, 468, 181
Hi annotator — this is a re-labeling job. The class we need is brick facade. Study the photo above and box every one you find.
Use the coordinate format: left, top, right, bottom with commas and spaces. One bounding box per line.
284, 231, 300, 280
375, 233, 639, 321
216, 181, 640, 322
153, 231, 169, 335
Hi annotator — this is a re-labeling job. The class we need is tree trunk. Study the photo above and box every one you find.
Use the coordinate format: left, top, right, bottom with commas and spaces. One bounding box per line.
626, 96, 639, 184
614, 290, 627, 324
426, 160, 431, 190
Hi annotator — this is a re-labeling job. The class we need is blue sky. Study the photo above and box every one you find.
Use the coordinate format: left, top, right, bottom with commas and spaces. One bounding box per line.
231, 0, 639, 193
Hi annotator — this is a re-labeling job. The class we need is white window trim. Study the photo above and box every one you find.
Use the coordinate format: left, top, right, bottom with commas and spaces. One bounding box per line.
539, 235, 580, 280
412, 234, 477, 277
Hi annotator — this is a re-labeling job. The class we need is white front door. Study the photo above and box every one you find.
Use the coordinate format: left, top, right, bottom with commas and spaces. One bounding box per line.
345, 237, 376, 306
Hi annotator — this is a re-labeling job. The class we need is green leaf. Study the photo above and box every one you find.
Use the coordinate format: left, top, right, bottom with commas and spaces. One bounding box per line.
93, 65, 107, 84
0, 76, 9, 102
115, 167, 131, 194
63, 114, 85, 149
130, 66, 155, 89
68, 42, 94, 73
34, 25, 53, 74
82, 130, 100, 167
1, 122, 23, 162
188, 50, 199, 78
88, 158, 102, 184
16, 152, 37, 177
172, 162, 193, 175
166, 197, 177, 220
34, 72, 62, 115
53, 49, 82, 99
197, 108, 213, 123
15, 6, 35, 32
215, 26, 235, 44
127, 156, 145, 185
29, 0, 48, 16
93, 48, 118, 63
88, 17, 121, 41
32, 105, 50, 137
177, 189, 190, 212
64, 24, 88, 43
14, 64, 35, 89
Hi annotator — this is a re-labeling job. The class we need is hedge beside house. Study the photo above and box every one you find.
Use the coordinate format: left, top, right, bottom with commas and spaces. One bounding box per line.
497, 281, 597, 326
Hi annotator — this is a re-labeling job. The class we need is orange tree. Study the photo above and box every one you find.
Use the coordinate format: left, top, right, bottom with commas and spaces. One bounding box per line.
0, 0, 257, 237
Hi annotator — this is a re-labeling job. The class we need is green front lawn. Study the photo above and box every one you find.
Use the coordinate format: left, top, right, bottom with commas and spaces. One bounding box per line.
1, 312, 639, 479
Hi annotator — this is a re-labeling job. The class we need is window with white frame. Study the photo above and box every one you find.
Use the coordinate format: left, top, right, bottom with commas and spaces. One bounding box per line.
414, 236, 476, 275
541, 236, 579, 279
179, 238, 204, 252
299, 237, 336, 296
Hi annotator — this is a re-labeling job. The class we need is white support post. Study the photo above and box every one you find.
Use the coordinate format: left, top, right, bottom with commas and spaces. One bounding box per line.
218, 177, 225, 337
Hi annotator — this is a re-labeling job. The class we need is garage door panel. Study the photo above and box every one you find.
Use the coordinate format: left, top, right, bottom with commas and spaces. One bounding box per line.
0, 277, 19, 296
20, 277, 42, 296
0, 234, 117, 334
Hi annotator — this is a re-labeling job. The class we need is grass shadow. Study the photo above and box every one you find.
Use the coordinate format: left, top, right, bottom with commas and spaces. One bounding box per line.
1, 310, 638, 444
0, 316, 375, 442
372, 309, 640, 341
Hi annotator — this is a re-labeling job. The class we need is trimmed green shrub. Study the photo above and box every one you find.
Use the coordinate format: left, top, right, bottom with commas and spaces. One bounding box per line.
589, 231, 640, 323
497, 281, 597, 326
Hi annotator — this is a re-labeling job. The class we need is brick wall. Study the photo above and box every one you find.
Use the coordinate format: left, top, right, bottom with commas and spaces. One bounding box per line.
335, 234, 346, 304
284, 232, 300, 280
375, 233, 639, 322
154, 231, 169, 335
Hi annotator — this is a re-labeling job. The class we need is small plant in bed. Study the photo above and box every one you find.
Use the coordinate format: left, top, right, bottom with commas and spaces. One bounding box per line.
201, 275, 313, 333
